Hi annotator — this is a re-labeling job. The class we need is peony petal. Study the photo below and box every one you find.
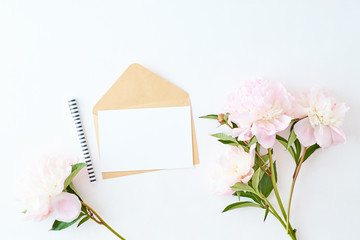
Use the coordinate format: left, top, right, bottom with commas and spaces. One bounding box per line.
240, 168, 254, 184
231, 127, 253, 141
329, 126, 346, 145
54, 166, 72, 196
294, 118, 316, 147
272, 115, 292, 132
255, 120, 276, 135
251, 123, 275, 148
66, 156, 79, 166
248, 144, 256, 167
211, 145, 255, 195
210, 170, 238, 195
51, 192, 81, 222
24, 196, 51, 221
314, 125, 332, 148
229, 111, 259, 129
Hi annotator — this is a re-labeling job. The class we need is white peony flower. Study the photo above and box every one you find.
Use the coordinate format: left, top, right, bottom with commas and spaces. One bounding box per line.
18, 156, 81, 222
293, 87, 348, 148
211, 145, 255, 195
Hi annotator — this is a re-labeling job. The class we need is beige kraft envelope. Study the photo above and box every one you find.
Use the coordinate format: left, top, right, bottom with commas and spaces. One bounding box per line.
93, 63, 199, 179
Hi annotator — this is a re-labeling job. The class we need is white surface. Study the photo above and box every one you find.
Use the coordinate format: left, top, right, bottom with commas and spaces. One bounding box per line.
98, 107, 193, 172
1, 0, 360, 240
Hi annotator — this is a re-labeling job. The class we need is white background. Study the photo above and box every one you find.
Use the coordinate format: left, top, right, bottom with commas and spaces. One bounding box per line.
1, 1, 360, 239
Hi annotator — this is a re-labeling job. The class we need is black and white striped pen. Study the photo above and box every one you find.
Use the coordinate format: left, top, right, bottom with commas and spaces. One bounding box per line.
68, 99, 96, 182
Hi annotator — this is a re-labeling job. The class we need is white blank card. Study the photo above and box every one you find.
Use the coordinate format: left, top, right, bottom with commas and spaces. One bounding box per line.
98, 106, 193, 172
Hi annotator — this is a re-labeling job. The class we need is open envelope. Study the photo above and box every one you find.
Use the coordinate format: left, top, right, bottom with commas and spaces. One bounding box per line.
93, 63, 199, 179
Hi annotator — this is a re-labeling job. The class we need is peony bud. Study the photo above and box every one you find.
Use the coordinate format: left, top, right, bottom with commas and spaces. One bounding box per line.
217, 114, 225, 124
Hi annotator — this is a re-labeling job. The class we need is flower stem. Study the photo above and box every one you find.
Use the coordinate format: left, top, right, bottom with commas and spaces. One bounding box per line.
267, 148, 296, 239
261, 196, 285, 227
260, 194, 297, 240
81, 201, 126, 240
255, 162, 271, 176
268, 148, 287, 219
255, 151, 271, 174
286, 147, 307, 233
225, 122, 233, 129
268, 209, 296, 240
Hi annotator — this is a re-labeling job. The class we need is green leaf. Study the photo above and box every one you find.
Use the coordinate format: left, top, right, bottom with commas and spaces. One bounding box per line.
294, 139, 301, 162
77, 216, 90, 227
222, 201, 262, 213
263, 208, 270, 222
63, 163, 86, 189
231, 122, 238, 128
276, 135, 287, 148
259, 174, 272, 197
231, 183, 258, 195
254, 144, 261, 166
261, 154, 269, 162
255, 153, 269, 165
235, 191, 263, 204
303, 144, 320, 162
248, 136, 258, 146
21, 210, 27, 214
290, 119, 301, 132
251, 168, 263, 192
66, 182, 83, 201
238, 141, 250, 152
238, 141, 248, 147
50, 213, 84, 231
218, 139, 239, 146
236, 191, 241, 201
256, 142, 260, 152
276, 135, 297, 161
259, 161, 277, 197
199, 114, 218, 119
212, 133, 252, 151
287, 129, 297, 150
211, 133, 237, 142
290, 118, 299, 125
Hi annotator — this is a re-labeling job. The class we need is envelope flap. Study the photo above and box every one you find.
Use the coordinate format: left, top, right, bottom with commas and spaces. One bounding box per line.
93, 63, 190, 114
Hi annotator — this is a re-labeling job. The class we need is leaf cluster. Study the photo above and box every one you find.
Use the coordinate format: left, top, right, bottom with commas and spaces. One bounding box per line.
276, 128, 320, 164
224, 160, 278, 222
203, 114, 323, 226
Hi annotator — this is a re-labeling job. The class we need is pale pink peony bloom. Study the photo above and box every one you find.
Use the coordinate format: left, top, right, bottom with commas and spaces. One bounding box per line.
52, 192, 82, 222
19, 156, 81, 222
293, 87, 348, 148
226, 79, 294, 148
211, 145, 255, 195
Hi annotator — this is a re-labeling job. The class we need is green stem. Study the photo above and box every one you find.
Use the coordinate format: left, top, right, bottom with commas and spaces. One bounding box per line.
225, 122, 233, 129
261, 196, 285, 227
260, 194, 297, 240
81, 202, 126, 240
286, 147, 307, 233
255, 150, 271, 174
268, 148, 296, 239
268, 148, 287, 219
287, 180, 296, 232
255, 162, 270, 176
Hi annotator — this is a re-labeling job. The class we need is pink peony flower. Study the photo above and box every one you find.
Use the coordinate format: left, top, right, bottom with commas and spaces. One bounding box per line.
211, 146, 255, 195
293, 87, 348, 148
19, 156, 81, 222
52, 192, 82, 222
226, 79, 294, 148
